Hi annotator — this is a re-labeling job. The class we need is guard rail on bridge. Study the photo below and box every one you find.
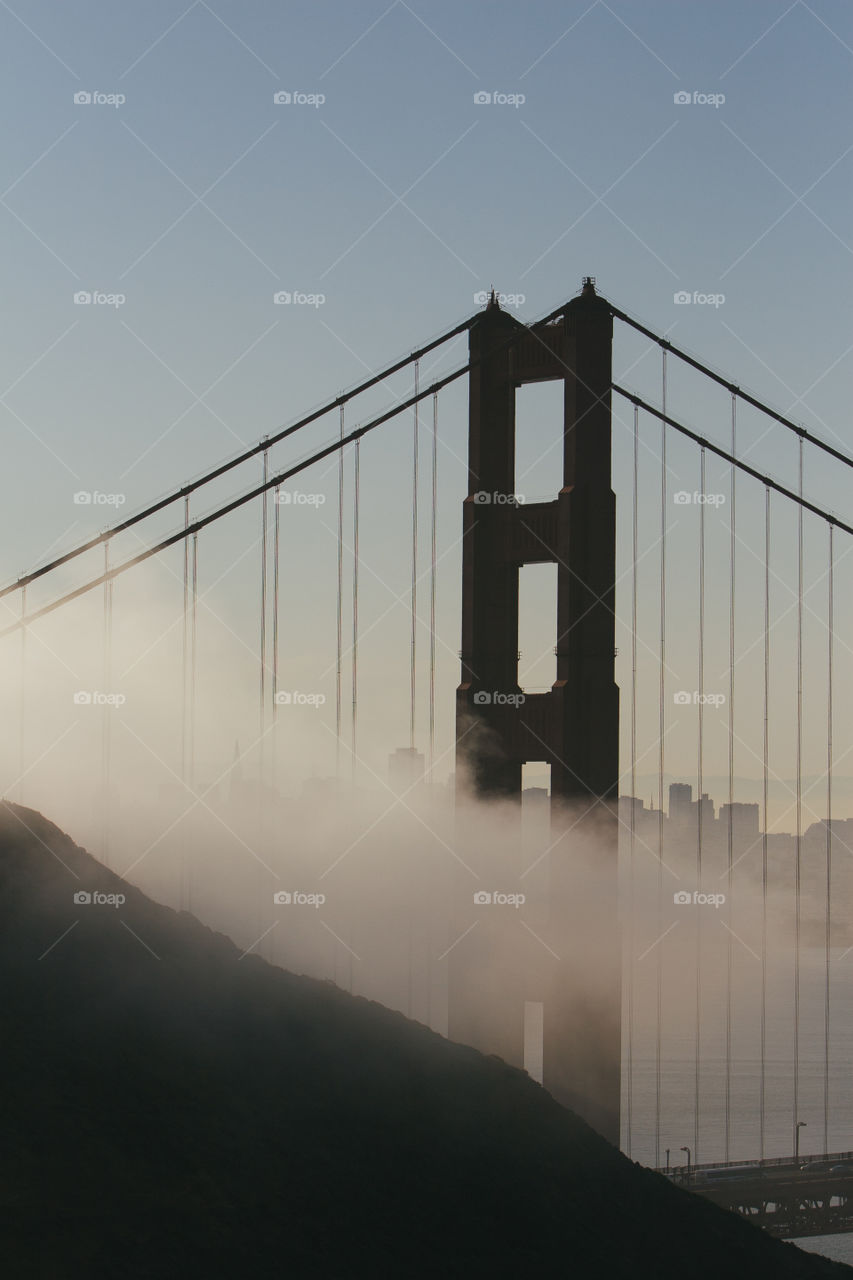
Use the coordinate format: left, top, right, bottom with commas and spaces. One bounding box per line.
658, 1152, 853, 1239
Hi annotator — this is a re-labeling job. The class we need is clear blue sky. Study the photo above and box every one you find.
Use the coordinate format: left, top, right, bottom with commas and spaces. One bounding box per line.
2, 1, 852, 808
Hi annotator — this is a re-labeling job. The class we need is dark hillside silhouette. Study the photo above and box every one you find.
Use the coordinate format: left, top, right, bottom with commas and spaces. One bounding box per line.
0, 801, 848, 1278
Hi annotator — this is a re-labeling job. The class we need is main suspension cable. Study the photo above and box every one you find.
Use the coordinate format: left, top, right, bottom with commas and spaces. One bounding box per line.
1, 359, 484, 640
610, 306, 853, 471
1, 315, 477, 603
611, 390, 853, 537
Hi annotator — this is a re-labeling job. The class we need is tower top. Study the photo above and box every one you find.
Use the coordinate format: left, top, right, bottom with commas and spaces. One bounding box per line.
581, 276, 597, 296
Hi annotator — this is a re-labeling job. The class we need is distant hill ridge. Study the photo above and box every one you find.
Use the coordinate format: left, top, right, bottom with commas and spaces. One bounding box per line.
0, 801, 848, 1278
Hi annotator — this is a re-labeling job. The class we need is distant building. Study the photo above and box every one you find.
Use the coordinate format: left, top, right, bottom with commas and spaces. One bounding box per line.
696, 793, 715, 827
388, 747, 425, 792
719, 802, 759, 841
669, 783, 692, 823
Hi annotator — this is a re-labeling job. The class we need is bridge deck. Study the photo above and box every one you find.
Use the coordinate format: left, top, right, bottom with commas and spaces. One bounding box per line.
658, 1153, 853, 1238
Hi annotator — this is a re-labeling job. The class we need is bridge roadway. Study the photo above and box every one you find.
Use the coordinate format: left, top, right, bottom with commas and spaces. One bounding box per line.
662, 1151, 853, 1238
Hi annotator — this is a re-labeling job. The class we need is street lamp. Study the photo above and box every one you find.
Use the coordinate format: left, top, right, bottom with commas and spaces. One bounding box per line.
680, 1145, 692, 1183
795, 1121, 807, 1164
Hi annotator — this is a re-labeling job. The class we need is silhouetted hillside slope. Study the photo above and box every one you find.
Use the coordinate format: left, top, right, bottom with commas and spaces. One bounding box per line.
0, 801, 848, 1278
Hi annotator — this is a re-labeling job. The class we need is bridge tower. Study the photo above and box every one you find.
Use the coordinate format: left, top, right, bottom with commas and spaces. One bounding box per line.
451, 279, 621, 1145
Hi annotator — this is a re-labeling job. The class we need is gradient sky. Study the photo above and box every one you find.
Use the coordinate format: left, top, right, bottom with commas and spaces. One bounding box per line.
2, 1, 852, 820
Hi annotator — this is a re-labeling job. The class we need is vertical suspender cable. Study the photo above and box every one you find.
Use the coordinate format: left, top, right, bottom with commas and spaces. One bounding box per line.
656, 347, 668, 1169
824, 525, 834, 1155
18, 584, 26, 802
761, 488, 771, 1160
695, 445, 706, 1164
725, 394, 736, 1161
190, 532, 198, 794
627, 400, 640, 1159
181, 496, 189, 786
794, 439, 803, 1148
352, 439, 360, 779
336, 407, 345, 775
260, 448, 269, 760
429, 390, 438, 777
410, 360, 420, 750
102, 542, 113, 863
180, 495, 190, 910
272, 484, 281, 777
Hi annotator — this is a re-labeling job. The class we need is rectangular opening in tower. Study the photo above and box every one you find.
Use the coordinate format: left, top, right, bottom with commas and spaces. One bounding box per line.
518, 563, 557, 690
514, 379, 564, 501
